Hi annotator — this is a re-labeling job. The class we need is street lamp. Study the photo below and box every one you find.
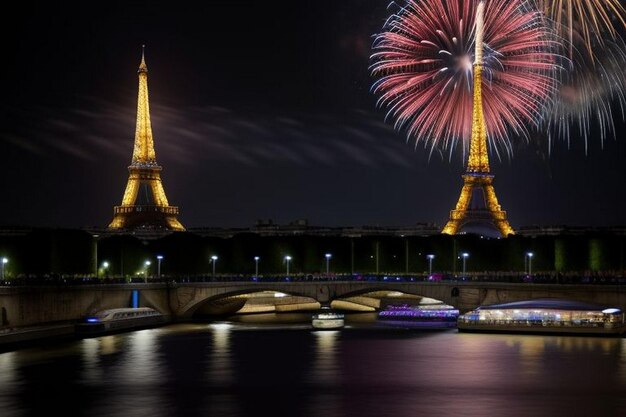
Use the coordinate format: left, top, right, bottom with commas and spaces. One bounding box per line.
157, 255, 163, 280
1, 257, 8, 280
461, 252, 469, 278
102, 261, 109, 278
254, 256, 260, 279
144, 260, 151, 283
211, 255, 218, 280
284, 255, 292, 277
93, 234, 99, 278
325, 253, 332, 276
526, 252, 534, 275
426, 254, 435, 276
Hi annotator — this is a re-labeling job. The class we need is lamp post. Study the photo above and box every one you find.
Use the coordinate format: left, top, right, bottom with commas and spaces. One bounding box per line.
526, 252, 534, 276
157, 255, 163, 280
284, 255, 292, 277
211, 255, 218, 280
461, 252, 469, 278
1, 257, 7, 280
93, 234, 99, 278
102, 261, 109, 278
144, 260, 151, 283
426, 254, 435, 276
254, 256, 260, 279
325, 253, 332, 276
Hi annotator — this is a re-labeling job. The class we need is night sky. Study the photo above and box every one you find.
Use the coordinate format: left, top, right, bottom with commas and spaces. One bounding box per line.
1, 1, 625, 230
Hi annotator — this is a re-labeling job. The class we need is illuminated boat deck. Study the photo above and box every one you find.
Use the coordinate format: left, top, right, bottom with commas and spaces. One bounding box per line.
378, 304, 459, 320
458, 298, 626, 335
377, 304, 459, 329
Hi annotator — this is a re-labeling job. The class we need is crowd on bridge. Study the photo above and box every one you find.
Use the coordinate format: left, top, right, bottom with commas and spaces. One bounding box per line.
3, 270, 626, 286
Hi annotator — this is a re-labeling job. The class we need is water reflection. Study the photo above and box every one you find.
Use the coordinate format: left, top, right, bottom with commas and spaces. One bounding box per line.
0, 350, 16, 386
114, 329, 164, 385
80, 337, 103, 383
82, 330, 167, 417
206, 322, 234, 386
79, 335, 125, 386
303, 330, 342, 417
502, 334, 623, 356
0, 351, 17, 416
204, 322, 246, 416
1, 322, 626, 417
309, 330, 339, 385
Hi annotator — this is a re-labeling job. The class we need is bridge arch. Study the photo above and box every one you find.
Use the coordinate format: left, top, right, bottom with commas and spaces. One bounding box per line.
174, 286, 320, 318
329, 285, 456, 311
171, 282, 463, 317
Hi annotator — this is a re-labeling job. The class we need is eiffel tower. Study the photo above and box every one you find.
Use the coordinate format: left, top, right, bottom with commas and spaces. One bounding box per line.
108, 47, 185, 232
441, 2, 514, 237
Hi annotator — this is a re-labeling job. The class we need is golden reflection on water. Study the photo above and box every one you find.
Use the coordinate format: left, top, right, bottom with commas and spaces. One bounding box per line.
91, 329, 166, 417
207, 322, 234, 385
502, 334, 622, 355
205, 322, 241, 416
0, 351, 17, 414
0, 351, 16, 387
309, 330, 340, 385
97, 335, 123, 355
618, 338, 626, 379
116, 329, 163, 384
500, 335, 623, 378
80, 338, 103, 383
306, 330, 342, 417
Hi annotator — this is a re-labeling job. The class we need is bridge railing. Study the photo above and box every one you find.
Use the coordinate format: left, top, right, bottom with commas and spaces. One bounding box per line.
2, 272, 626, 287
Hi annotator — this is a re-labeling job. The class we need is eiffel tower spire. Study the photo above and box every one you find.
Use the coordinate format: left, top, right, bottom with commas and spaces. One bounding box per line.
132, 44, 157, 165
108, 47, 185, 232
441, 1, 514, 237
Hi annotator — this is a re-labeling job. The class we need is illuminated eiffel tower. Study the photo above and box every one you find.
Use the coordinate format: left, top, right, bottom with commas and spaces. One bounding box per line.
441, 2, 514, 237
108, 47, 185, 232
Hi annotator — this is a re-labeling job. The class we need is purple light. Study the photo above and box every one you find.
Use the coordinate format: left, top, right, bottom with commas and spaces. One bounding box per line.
379, 304, 459, 319
86, 317, 99, 323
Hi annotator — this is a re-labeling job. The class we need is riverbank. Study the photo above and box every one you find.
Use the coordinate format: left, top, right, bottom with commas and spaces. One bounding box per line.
0, 315, 177, 352
0, 322, 76, 351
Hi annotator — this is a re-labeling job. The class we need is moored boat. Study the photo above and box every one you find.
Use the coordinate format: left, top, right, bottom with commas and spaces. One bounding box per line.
377, 303, 459, 329
312, 309, 345, 330
457, 298, 626, 335
75, 307, 166, 336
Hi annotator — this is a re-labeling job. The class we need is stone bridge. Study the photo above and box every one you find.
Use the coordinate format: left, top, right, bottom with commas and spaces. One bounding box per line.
169, 281, 626, 317
2, 281, 626, 328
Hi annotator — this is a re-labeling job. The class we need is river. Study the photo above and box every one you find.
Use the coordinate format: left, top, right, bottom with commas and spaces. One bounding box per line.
1, 313, 626, 416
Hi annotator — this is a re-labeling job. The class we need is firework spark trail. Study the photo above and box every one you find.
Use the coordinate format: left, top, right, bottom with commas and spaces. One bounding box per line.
538, 0, 626, 61
370, 0, 559, 158
537, 0, 626, 149
546, 37, 626, 151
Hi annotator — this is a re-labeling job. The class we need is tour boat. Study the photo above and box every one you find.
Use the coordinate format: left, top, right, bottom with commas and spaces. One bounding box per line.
312, 309, 345, 330
377, 304, 459, 329
75, 307, 166, 336
457, 298, 626, 335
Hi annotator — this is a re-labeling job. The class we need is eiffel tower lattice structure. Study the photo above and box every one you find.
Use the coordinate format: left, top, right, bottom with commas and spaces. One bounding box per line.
108, 47, 185, 232
441, 2, 514, 237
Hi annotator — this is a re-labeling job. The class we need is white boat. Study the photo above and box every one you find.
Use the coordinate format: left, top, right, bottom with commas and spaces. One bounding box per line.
312, 310, 345, 330
75, 307, 166, 336
457, 299, 626, 335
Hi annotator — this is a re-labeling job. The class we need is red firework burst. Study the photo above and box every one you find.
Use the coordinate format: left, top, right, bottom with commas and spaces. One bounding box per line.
370, 0, 559, 156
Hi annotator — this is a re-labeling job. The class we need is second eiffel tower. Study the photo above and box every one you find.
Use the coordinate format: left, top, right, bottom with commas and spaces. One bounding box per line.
442, 1, 514, 237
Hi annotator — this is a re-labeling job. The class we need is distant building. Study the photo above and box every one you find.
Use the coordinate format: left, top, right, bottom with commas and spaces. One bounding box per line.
516, 225, 626, 237
187, 219, 442, 238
